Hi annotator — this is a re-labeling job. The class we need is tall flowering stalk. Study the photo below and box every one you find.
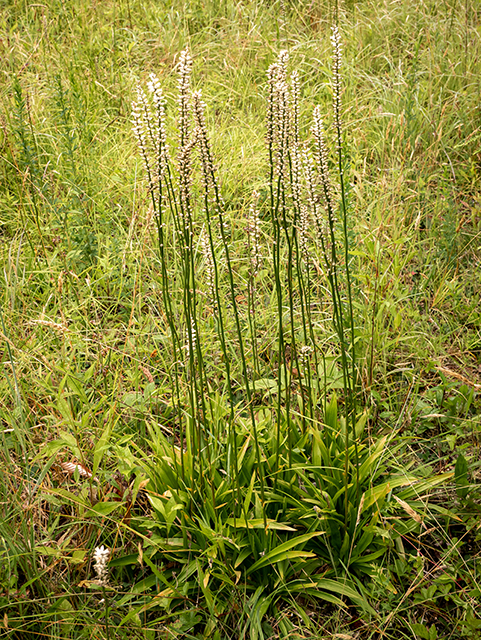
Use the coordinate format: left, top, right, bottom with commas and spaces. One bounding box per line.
264, 36, 358, 505
296, 199, 315, 421
247, 194, 261, 280
267, 52, 292, 478
331, 26, 357, 408
147, 73, 169, 214
310, 28, 359, 515
311, 106, 342, 321
175, 52, 212, 484
200, 228, 216, 311
193, 89, 267, 518
177, 49, 193, 148
132, 31, 358, 534
288, 139, 313, 424
332, 26, 360, 503
131, 89, 155, 199
246, 192, 261, 378
192, 89, 240, 482
132, 76, 185, 478
302, 147, 325, 413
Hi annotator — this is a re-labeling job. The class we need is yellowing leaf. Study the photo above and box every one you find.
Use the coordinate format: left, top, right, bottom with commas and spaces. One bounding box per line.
225, 517, 296, 531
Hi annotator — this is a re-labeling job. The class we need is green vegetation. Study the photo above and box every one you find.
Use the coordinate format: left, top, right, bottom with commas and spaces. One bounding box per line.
1, 1, 480, 638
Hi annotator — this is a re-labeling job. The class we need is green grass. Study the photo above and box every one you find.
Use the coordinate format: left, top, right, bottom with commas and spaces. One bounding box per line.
1, 1, 481, 638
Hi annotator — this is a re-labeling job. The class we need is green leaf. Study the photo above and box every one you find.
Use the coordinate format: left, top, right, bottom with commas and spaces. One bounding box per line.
287, 586, 346, 607
91, 501, 122, 516
246, 532, 321, 574
411, 622, 434, 639
360, 483, 390, 512
54, 487, 86, 505
122, 391, 143, 407
56, 395, 73, 423
35, 545, 62, 557
70, 549, 87, 564
311, 427, 322, 468
312, 578, 375, 614
93, 420, 113, 476
455, 453, 469, 499
357, 437, 387, 484
234, 546, 253, 568
251, 378, 278, 392
236, 436, 251, 473
397, 472, 453, 499
33, 440, 65, 460
124, 573, 158, 597
110, 553, 141, 567
285, 577, 374, 614
242, 471, 256, 513
325, 393, 338, 430
67, 373, 90, 403
57, 430, 81, 459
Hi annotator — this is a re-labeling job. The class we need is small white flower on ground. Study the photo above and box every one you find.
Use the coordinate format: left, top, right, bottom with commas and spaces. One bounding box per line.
93, 545, 110, 585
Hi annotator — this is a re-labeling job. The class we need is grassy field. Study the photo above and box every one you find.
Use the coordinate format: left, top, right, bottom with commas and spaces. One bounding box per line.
1, 0, 481, 638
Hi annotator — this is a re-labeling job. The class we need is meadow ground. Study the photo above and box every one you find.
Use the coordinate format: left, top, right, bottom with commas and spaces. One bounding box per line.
0, 1, 481, 638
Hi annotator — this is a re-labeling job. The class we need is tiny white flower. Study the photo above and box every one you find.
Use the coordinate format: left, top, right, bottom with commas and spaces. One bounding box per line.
93, 545, 110, 585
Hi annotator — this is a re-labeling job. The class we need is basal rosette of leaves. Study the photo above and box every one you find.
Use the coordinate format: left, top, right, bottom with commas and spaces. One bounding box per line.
116, 394, 452, 634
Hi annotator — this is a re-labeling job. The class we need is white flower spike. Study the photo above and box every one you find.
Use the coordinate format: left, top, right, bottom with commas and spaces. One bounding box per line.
93, 545, 110, 585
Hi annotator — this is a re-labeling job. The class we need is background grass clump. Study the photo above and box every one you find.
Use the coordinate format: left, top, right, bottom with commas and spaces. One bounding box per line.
1, 1, 481, 639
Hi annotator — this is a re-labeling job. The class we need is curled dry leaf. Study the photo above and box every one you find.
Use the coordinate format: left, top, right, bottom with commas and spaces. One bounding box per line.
435, 365, 481, 390
60, 461, 99, 483
392, 494, 424, 526
139, 365, 154, 383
